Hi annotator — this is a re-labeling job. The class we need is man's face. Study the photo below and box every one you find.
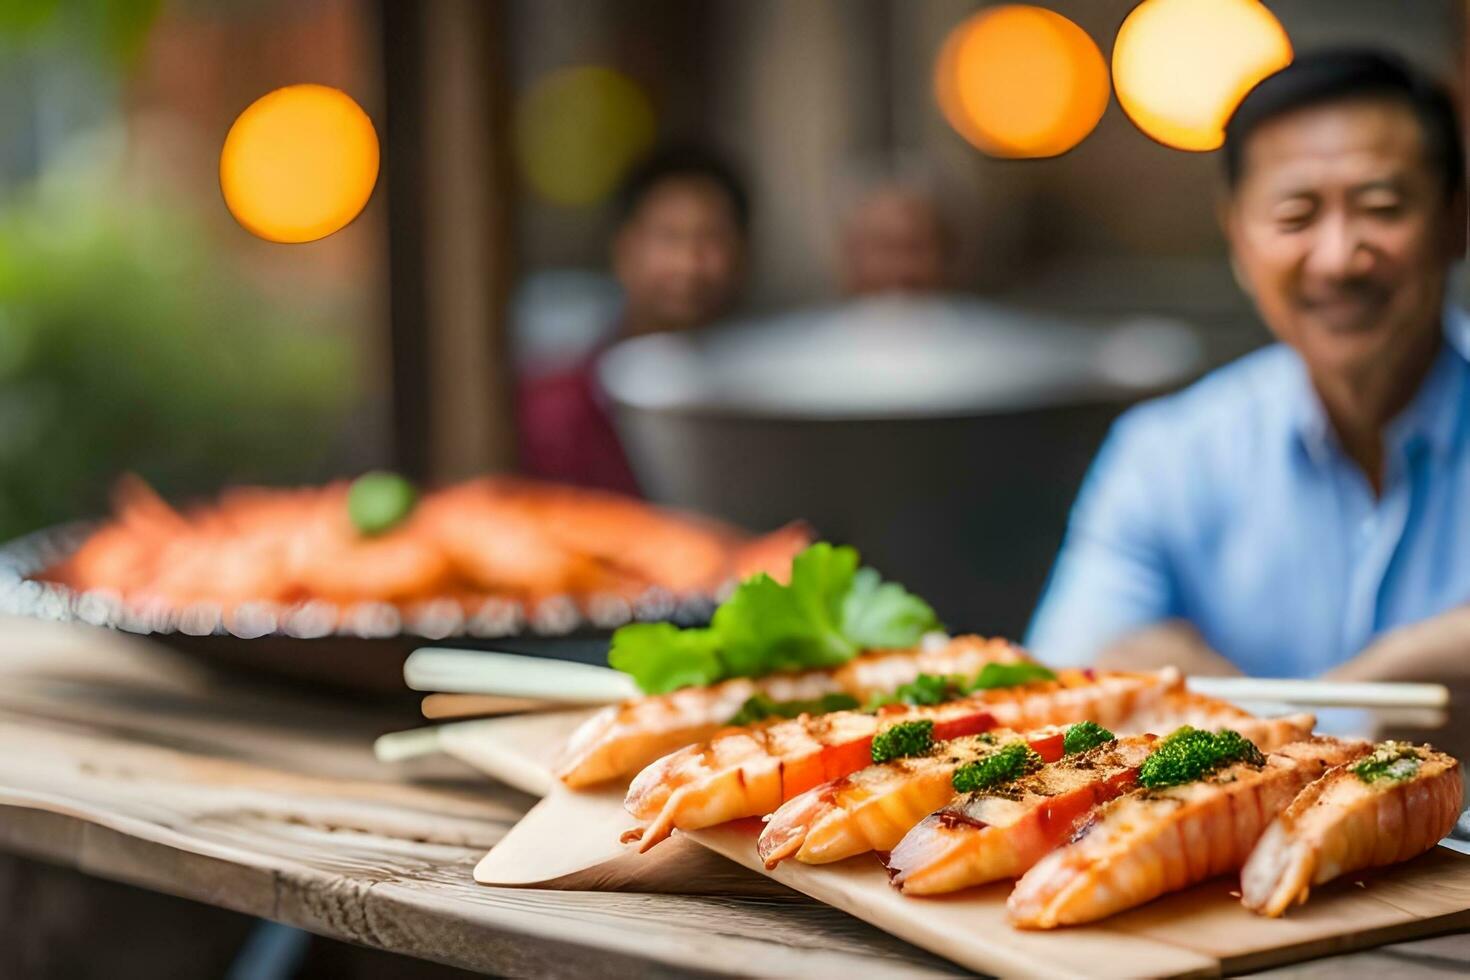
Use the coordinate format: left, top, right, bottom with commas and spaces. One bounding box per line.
613, 176, 745, 334
1224, 98, 1460, 382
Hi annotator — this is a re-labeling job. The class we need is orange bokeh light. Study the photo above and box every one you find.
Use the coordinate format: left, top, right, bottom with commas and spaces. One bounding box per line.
1112, 0, 1292, 152
219, 84, 380, 244
935, 5, 1110, 159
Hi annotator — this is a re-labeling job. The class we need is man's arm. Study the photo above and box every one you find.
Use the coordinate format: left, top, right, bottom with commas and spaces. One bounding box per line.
1324, 605, 1470, 683
1025, 410, 1186, 667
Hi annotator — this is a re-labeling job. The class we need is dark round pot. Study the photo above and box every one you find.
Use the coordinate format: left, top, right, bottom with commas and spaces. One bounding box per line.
600, 297, 1203, 638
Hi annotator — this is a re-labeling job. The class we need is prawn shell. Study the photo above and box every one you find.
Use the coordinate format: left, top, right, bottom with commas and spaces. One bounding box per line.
555, 635, 1029, 788
888, 736, 1153, 895
624, 669, 1180, 852
1240, 747, 1463, 917
759, 729, 1066, 868
623, 703, 1001, 851
1006, 737, 1371, 929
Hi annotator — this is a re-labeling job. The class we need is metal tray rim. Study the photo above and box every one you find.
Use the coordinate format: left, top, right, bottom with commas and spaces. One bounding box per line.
0, 522, 715, 642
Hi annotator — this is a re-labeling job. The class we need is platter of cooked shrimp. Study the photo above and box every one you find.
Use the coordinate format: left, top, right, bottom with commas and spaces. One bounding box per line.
4, 473, 808, 639
441, 543, 1470, 978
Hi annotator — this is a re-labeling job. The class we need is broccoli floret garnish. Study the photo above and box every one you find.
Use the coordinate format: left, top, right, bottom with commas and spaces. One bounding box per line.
1063, 720, 1116, 755
728, 692, 861, 726
871, 719, 935, 764
1209, 729, 1264, 766
951, 741, 1043, 793
1137, 726, 1265, 789
1352, 742, 1423, 784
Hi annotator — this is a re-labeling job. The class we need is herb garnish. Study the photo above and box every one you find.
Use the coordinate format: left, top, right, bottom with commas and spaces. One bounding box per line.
871, 719, 935, 764
892, 673, 960, 706
1062, 720, 1115, 755
865, 662, 1059, 711
1137, 727, 1264, 789
966, 661, 1057, 690
609, 543, 940, 694
727, 693, 862, 726
952, 742, 1043, 793
865, 673, 962, 710
1352, 742, 1423, 784
347, 471, 417, 535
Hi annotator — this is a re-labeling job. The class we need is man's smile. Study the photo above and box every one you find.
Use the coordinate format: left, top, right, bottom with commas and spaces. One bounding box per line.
1297, 284, 1391, 330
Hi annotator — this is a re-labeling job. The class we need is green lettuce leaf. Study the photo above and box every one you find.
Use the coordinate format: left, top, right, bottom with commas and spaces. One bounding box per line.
607, 623, 723, 695
841, 566, 940, 649
607, 541, 943, 694
715, 543, 860, 676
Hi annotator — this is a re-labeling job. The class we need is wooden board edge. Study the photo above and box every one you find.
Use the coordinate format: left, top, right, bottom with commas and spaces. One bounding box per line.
686, 827, 1222, 980
1219, 907, 1470, 975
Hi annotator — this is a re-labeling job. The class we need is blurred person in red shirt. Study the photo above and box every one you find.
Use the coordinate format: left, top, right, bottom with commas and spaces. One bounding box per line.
516, 146, 750, 494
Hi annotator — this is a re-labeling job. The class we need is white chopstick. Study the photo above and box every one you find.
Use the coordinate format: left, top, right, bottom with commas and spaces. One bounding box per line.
403, 647, 637, 704
1187, 677, 1449, 709
373, 725, 445, 762
373, 718, 509, 762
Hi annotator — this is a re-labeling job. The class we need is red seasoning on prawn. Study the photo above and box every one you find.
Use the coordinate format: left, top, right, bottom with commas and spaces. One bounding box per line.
624, 668, 1180, 851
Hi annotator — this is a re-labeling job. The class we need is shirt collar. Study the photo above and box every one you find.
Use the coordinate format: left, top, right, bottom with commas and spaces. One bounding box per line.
1290, 306, 1470, 465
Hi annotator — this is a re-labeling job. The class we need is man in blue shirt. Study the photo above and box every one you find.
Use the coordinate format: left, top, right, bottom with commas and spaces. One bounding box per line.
1027, 50, 1469, 680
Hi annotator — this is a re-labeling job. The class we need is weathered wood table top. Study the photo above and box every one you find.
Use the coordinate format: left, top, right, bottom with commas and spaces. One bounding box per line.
0, 615, 1467, 978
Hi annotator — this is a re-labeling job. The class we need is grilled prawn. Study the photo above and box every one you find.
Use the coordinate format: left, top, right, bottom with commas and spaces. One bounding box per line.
1007, 737, 1370, 929
624, 700, 1001, 851
557, 635, 1027, 788
624, 669, 1180, 851
757, 727, 1068, 868
1241, 743, 1463, 917
887, 733, 1158, 894
1114, 688, 1316, 751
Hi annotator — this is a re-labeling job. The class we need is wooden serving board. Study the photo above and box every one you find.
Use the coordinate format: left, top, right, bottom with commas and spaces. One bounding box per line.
450, 710, 1470, 978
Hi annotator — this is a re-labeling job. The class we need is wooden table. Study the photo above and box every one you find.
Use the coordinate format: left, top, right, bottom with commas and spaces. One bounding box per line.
0, 616, 1467, 978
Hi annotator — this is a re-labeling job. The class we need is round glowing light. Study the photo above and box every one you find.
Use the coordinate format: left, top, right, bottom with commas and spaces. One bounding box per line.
515, 66, 656, 207
1112, 0, 1292, 152
935, 5, 1110, 159
219, 84, 380, 243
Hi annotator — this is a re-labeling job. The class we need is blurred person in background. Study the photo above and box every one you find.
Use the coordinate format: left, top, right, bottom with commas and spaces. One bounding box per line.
516, 145, 750, 494
1027, 50, 1470, 683
837, 172, 955, 296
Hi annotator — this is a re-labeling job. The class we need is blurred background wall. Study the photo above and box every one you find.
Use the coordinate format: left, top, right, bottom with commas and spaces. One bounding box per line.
507, 0, 1464, 318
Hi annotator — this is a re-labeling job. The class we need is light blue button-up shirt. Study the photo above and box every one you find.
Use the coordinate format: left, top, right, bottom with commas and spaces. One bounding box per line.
1026, 310, 1470, 678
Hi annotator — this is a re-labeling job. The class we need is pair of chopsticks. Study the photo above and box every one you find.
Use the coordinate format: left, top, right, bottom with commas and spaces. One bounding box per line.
374, 649, 638, 762
403, 647, 1450, 710
371, 648, 1450, 763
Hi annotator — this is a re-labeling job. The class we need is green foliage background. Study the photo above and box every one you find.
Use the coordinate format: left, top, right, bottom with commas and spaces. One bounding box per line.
0, 182, 357, 540
0, 1, 360, 541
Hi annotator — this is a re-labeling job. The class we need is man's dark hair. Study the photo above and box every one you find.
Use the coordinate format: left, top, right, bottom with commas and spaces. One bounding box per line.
615, 144, 751, 233
1223, 49, 1464, 198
